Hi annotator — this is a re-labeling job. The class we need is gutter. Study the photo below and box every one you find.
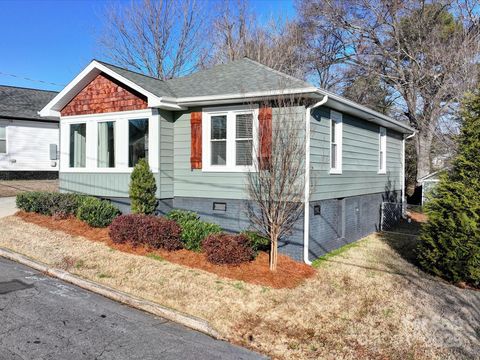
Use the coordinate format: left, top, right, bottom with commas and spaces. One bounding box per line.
304, 95, 328, 265
402, 131, 416, 217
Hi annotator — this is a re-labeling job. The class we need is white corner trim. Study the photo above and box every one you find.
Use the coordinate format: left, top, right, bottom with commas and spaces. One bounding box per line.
304, 95, 328, 266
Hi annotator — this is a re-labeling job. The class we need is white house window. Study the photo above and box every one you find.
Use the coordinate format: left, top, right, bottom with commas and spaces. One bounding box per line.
330, 110, 343, 174
129, 118, 148, 167
211, 115, 227, 165
69, 123, 86, 168
0, 126, 6, 154
98, 121, 115, 168
379, 126, 387, 174
203, 105, 257, 172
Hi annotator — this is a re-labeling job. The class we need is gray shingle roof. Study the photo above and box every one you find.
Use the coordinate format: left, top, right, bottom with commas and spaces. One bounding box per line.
96, 58, 314, 99
166, 58, 314, 98
0, 85, 58, 120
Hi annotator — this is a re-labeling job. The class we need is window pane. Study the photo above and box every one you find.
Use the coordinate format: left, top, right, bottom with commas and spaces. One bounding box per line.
0, 140, 5, 154
211, 140, 226, 165
236, 139, 252, 166
0, 126, 5, 139
129, 119, 148, 167
98, 121, 115, 168
236, 114, 253, 139
379, 151, 384, 170
331, 120, 336, 143
69, 123, 86, 168
211, 116, 227, 139
331, 143, 337, 169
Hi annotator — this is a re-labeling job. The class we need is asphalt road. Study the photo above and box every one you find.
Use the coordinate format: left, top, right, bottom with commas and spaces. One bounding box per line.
0, 257, 264, 360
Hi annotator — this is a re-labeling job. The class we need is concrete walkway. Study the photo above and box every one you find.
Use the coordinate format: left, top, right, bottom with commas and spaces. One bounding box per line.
0, 257, 264, 360
0, 197, 16, 218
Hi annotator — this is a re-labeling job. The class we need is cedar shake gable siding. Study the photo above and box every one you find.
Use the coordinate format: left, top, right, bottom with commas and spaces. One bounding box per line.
61, 73, 148, 116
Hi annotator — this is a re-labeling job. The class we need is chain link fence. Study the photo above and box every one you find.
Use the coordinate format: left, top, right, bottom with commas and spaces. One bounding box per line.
380, 202, 403, 231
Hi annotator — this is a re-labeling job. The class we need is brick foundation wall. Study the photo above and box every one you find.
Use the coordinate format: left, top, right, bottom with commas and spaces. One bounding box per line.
61, 73, 148, 116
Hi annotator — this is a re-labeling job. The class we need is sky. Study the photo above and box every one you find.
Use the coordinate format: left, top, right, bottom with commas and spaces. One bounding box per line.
0, 0, 296, 92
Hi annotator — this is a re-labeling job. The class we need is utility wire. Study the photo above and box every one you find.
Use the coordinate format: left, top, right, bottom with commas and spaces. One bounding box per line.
0, 71, 65, 88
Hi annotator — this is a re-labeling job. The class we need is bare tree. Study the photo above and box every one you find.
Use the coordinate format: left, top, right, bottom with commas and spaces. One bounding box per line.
246, 96, 307, 271
99, 0, 207, 80
202, 0, 306, 79
297, 0, 480, 183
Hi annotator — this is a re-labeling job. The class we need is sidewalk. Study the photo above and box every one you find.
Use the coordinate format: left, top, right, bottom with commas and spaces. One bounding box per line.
0, 197, 16, 218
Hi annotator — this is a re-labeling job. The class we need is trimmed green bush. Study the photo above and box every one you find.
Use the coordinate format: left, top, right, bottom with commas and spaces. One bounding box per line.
166, 209, 222, 252
77, 197, 120, 228
129, 158, 157, 214
16, 192, 85, 217
417, 88, 480, 287
241, 231, 270, 255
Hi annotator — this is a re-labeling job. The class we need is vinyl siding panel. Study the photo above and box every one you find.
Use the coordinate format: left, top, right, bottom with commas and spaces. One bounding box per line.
310, 106, 403, 201
0, 119, 59, 171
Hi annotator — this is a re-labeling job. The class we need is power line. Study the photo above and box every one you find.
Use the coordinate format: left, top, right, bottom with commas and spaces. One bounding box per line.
0, 71, 65, 88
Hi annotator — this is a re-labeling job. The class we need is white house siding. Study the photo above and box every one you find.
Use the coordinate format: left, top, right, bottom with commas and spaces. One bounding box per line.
0, 119, 59, 171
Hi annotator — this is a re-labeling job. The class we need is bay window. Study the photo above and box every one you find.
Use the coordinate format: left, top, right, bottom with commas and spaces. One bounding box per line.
203, 106, 257, 171
69, 123, 86, 168
128, 118, 148, 167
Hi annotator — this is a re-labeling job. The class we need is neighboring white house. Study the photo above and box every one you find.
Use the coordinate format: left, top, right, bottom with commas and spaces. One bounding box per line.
0, 85, 59, 179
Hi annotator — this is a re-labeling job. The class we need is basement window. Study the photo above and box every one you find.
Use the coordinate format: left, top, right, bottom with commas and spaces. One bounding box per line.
213, 202, 227, 211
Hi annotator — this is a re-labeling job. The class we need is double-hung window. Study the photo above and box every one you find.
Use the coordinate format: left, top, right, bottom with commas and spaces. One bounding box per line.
129, 118, 149, 167
0, 126, 6, 154
98, 121, 115, 168
330, 111, 343, 174
378, 126, 387, 174
203, 106, 257, 171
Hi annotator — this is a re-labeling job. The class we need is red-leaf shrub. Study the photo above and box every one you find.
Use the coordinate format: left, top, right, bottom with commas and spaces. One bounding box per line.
109, 214, 182, 251
202, 233, 254, 265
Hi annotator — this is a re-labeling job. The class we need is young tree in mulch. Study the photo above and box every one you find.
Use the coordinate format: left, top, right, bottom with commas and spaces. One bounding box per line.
129, 158, 157, 214
417, 87, 480, 288
246, 96, 307, 271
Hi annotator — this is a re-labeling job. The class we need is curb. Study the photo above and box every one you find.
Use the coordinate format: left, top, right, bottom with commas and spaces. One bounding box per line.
0, 247, 221, 339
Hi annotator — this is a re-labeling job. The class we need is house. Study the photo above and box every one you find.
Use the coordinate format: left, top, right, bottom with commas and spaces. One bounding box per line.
39, 58, 414, 263
419, 169, 445, 206
0, 85, 59, 179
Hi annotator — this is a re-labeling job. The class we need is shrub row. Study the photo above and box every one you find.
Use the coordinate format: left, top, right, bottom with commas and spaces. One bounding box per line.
109, 214, 183, 251
202, 233, 255, 265
16, 191, 120, 228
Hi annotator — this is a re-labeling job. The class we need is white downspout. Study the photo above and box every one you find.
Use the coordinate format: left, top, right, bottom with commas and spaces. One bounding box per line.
402, 131, 416, 217
304, 95, 328, 265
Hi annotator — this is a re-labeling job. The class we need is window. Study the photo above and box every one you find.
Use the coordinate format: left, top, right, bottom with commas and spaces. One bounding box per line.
0, 126, 6, 154
69, 123, 86, 168
330, 111, 342, 174
203, 106, 257, 171
211, 115, 227, 165
98, 121, 115, 168
379, 127, 387, 173
129, 118, 148, 167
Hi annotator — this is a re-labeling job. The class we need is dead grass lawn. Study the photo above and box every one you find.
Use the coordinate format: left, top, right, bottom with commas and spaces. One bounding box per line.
0, 214, 478, 359
0, 179, 58, 197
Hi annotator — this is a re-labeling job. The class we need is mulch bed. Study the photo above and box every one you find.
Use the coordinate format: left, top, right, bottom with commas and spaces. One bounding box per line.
16, 211, 315, 289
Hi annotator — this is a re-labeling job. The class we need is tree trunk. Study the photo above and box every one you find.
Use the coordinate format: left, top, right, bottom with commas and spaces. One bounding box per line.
269, 234, 278, 271
415, 131, 434, 183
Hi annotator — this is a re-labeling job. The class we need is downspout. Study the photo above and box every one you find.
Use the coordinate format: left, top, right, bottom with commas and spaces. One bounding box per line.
402, 131, 416, 217
304, 95, 328, 265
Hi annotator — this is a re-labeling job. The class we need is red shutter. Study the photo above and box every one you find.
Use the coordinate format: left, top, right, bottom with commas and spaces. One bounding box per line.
258, 107, 272, 170
190, 111, 202, 169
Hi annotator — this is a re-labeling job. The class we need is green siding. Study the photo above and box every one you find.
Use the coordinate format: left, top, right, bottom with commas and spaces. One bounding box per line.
60, 172, 161, 198
310, 106, 403, 201
158, 109, 174, 198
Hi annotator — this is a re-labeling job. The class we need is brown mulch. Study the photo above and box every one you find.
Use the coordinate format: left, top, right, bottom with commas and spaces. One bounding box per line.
16, 211, 315, 289
408, 211, 428, 223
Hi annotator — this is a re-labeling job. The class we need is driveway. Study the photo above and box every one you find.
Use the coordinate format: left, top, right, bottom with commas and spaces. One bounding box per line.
0, 197, 16, 218
0, 257, 264, 360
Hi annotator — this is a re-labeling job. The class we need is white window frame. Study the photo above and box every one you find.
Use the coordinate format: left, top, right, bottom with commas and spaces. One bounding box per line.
378, 126, 387, 174
0, 125, 7, 154
202, 105, 259, 172
60, 109, 158, 173
97, 119, 117, 168
329, 110, 343, 174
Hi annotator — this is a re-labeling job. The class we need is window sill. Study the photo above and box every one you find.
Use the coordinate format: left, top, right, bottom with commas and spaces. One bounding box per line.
61, 168, 159, 173
329, 169, 342, 175
377, 170, 387, 175
201, 166, 255, 173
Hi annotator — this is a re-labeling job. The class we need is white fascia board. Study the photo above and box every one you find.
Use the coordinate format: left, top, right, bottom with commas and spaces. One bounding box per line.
39, 61, 163, 118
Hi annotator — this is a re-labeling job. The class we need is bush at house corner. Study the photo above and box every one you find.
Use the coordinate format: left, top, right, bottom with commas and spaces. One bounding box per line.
129, 158, 157, 215
417, 88, 480, 288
